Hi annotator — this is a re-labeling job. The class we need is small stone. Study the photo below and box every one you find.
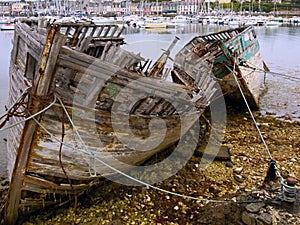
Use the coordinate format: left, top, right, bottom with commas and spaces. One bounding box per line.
209, 185, 221, 195
242, 211, 257, 225
257, 213, 272, 225
245, 202, 265, 213
226, 161, 233, 167
234, 174, 244, 183
174, 205, 179, 210
234, 167, 243, 174
290, 158, 297, 162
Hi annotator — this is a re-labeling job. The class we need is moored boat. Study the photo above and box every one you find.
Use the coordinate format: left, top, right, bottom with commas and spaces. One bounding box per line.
0, 23, 15, 30
172, 26, 268, 108
143, 17, 167, 29
144, 22, 167, 29
3, 18, 218, 224
172, 15, 191, 24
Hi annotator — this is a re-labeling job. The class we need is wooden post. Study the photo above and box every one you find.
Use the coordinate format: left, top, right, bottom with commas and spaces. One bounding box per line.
148, 36, 180, 78
5, 25, 65, 225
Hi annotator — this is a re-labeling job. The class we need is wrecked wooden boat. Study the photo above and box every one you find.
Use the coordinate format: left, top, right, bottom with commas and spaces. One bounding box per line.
172, 26, 268, 108
3, 18, 217, 224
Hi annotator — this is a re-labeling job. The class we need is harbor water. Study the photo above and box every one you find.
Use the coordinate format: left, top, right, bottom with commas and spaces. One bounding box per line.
0, 24, 299, 177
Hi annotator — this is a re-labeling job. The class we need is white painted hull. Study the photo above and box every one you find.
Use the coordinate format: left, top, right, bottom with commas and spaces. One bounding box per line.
1, 23, 15, 30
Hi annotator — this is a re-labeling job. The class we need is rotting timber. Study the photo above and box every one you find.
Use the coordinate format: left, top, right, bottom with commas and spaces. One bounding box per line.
172, 26, 269, 109
4, 18, 218, 224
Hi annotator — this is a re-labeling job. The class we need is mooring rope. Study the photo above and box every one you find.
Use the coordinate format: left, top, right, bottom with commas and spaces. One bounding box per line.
240, 61, 300, 82
0, 95, 57, 132
27, 94, 260, 204
229, 61, 297, 202
32, 113, 260, 204
2, 79, 296, 205
0, 87, 31, 120
56, 96, 97, 177
227, 63, 273, 160
0, 87, 30, 129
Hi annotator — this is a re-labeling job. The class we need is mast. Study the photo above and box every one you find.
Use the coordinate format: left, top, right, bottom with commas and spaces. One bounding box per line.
207, 0, 210, 15
148, 36, 180, 78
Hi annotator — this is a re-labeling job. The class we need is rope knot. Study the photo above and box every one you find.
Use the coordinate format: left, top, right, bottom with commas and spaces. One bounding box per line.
88, 150, 97, 177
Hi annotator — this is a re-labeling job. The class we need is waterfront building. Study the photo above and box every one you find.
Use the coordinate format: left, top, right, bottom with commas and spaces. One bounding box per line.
11, 2, 31, 15
150, 2, 164, 15
178, 2, 198, 15
0, 1, 10, 15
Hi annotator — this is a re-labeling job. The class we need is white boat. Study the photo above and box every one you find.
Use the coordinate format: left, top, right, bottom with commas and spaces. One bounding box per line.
228, 19, 241, 27
91, 16, 115, 25
143, 17, 167, 29
172, 15, 191, 24
0, 17, 12, 24
265, 20, 280, 27
256, 16, 267, 26
264, 16, 281, 27
244, 19, 257, 26
1, 23, 15, 30
290, 16, 299, 25
227, 16, 245, 27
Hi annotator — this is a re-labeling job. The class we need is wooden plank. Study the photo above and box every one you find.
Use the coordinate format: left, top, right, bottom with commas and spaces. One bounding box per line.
15, 22, 45, 50
24, 175, 58, 189
5, 25, 65, 225
58, 48, 194, 104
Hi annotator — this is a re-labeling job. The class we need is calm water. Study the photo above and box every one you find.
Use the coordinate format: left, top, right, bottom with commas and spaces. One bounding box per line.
0, 30, 13, 178
121, 24, 300, 121
0, 24, 299, 176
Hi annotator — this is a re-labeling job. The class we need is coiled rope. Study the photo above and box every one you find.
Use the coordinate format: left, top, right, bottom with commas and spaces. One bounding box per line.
0, 94, 57, 132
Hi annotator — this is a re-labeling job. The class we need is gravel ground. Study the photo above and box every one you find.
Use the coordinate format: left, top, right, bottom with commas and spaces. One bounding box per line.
1, 107, 299, 224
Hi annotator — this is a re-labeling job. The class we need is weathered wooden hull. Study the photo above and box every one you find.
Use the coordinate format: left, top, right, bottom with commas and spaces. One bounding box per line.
218, 50, 265, 107
173, 26, 267, 108
4, 18, 216, 223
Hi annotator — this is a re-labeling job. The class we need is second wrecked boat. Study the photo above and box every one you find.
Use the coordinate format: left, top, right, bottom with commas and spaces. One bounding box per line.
3, 18, 218, 223
172, 26, 269, 109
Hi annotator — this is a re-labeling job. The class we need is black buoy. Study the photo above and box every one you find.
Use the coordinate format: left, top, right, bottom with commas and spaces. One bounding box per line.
263, 160, 277, 184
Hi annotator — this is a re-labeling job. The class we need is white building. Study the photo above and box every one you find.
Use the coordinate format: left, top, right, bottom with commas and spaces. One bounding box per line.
177, 2, 198, 15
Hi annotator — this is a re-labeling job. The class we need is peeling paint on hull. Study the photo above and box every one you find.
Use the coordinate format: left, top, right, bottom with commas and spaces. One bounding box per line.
173, 26, 267, 109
